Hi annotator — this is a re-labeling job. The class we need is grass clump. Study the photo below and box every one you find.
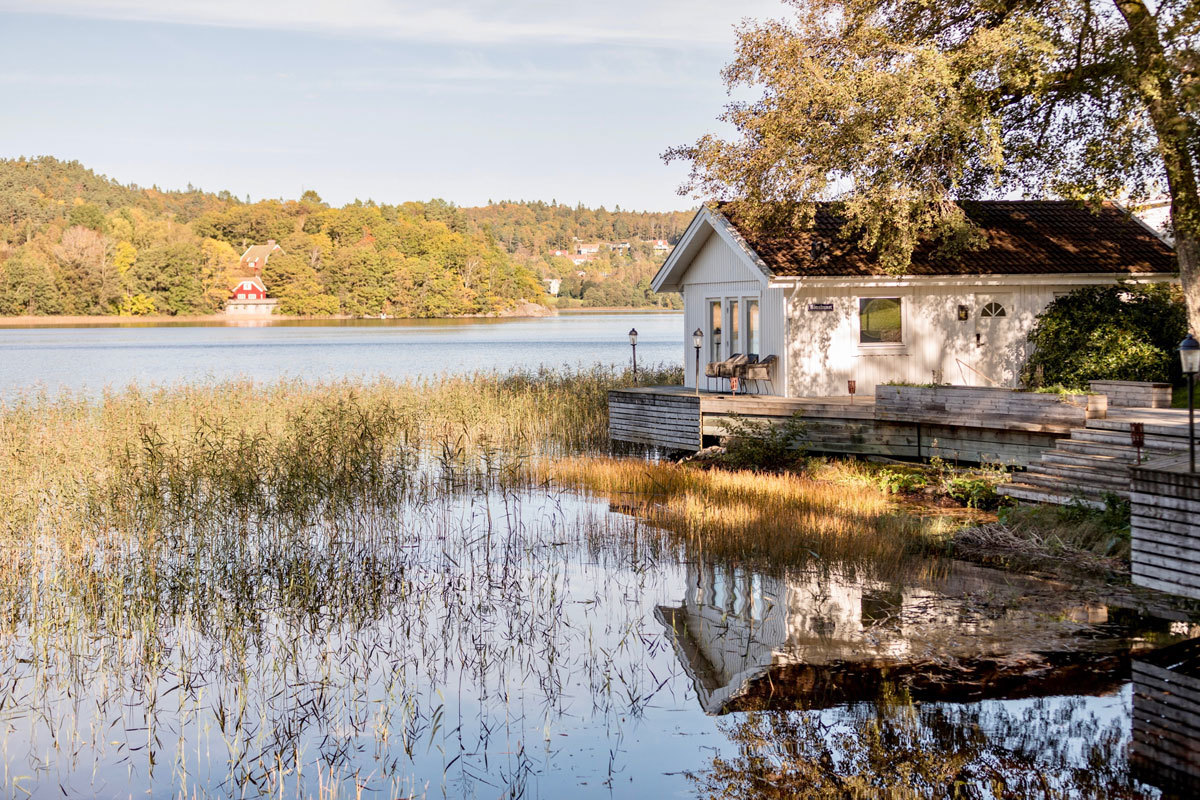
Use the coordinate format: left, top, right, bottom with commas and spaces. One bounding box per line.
952, 494, 1132, 577
540, 456, 961, 567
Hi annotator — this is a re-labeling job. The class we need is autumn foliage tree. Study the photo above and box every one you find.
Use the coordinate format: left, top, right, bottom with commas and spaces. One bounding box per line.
668, 0, 1199, 322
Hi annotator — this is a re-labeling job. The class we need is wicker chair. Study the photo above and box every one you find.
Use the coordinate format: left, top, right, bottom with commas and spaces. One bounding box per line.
718, 354, 748, 393
740, 354, 777, 394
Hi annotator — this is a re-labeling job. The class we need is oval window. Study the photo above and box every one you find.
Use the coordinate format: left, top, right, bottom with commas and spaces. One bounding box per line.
980, 302, 1007, 318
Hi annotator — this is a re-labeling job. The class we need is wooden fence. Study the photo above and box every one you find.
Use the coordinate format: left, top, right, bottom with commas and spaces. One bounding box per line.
1131, 457, 1200, 600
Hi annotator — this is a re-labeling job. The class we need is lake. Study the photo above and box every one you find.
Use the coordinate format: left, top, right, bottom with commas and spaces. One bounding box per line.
0, 311, 683, 396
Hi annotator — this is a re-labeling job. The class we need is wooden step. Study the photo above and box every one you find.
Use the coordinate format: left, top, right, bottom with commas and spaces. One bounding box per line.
1057, 439, 1177, 460
1021, 471, 1127, 498
997, 482, 1107, 508
1023, 463, 1132, 490
1041, 450, 1134, 470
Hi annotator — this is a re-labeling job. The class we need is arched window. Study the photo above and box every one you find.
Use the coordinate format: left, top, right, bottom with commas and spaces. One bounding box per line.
980, 302, 1007, 318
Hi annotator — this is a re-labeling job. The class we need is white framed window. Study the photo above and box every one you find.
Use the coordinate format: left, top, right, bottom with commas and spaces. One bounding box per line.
746, 299, 760, 355
708, 299, 722, 362
858, 297, 903, 345
980, 301, 1007, 318
727, 299, 740, 355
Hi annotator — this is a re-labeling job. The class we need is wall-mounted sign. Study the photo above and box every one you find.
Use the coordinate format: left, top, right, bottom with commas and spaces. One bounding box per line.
808, 302, 835, 312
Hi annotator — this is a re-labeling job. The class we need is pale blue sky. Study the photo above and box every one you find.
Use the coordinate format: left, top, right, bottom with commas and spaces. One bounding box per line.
0, 1, 783, 210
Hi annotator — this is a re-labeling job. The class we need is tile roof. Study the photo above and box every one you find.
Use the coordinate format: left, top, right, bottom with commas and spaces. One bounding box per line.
714, 200, 1175, 277
240, 242, 282, 267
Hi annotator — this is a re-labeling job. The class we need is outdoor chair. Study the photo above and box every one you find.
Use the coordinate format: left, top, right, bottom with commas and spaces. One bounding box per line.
740, 354, 777, 394
703, 360, 722, 392
718, 354, 749, 393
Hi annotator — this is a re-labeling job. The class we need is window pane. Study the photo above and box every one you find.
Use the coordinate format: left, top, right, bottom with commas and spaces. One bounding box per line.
729, 300, 740, 354
709, 300, 722, 361
747, 300, 760, 355
859, 297, 902, 344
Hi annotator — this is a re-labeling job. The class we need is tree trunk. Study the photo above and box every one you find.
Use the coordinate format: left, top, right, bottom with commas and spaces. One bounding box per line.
1115, 0, 1200, 330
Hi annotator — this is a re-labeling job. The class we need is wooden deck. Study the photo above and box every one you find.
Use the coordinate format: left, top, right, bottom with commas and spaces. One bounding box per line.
609, 386, 1066, 466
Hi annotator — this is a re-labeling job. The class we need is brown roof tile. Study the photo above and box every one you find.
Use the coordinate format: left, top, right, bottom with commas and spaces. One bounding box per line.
715, 200, 1175, 277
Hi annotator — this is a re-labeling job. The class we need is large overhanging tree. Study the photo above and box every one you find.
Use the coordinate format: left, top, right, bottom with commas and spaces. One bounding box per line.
667, 0, 1200, 323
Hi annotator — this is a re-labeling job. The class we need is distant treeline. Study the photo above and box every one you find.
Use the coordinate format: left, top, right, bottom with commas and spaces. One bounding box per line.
462, 201, 694, 310
0, 157, 692, 317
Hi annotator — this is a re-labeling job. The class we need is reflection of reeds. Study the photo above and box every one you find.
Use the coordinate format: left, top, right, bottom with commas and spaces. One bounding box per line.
540, 457, 960, 568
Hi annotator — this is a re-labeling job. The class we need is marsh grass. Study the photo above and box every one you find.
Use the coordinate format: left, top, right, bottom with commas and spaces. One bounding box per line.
0, 367, 1135, 798
539, 457, 965, 569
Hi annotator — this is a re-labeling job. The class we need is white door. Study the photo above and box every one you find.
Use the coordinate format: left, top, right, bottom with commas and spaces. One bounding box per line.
973, 293, 1018, 386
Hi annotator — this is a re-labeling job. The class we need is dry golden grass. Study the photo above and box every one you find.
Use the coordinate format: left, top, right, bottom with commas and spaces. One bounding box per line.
540, 456, 961, 567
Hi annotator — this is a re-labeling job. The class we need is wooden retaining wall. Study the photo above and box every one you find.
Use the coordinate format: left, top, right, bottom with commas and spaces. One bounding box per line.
1132, 639, 1200, 793
1090, 380, 1173, 409
701, 414, 1057, 466
1131, 457, 1200, 600
608, 390, 700, 451
874, 385, 1105, 432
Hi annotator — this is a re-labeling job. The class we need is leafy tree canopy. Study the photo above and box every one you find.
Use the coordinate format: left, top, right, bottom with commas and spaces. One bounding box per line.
668, 0, 1198, 318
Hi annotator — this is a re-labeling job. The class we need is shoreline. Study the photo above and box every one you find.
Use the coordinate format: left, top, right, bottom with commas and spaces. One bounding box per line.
0, 306, 680, 328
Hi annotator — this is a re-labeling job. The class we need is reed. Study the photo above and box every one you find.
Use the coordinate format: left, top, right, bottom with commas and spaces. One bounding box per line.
539, 456, 964, 568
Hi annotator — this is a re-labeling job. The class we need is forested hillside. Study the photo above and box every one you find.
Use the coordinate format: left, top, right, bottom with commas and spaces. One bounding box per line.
0, 158, 692, 317
0, 158, 543, 317
461, 201, 693, 309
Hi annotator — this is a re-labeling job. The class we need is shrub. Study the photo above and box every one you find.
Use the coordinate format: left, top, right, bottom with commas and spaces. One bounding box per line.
720, 412, 808, 471
1021, 283, 1187, 389
946, 476, 1006, 510
876, 468, 928, 494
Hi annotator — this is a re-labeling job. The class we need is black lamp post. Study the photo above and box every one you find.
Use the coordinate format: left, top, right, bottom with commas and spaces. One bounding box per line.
1181, 333, 1199, 471
628, 328, 638, 383
692, 328, 704, 397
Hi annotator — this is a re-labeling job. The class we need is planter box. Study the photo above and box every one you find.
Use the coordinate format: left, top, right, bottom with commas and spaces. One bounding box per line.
1090, 380, 1173, 409
874, 385, 1105, 433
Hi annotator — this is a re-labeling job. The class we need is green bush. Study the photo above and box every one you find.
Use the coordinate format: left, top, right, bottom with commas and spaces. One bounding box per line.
946, 476, 1007, 510
720, 412, 808, 471
876, 468, 928, 494
1021, 283, 1187, 389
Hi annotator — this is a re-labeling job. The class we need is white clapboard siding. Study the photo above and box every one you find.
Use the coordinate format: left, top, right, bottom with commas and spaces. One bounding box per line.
678, 231, 786, 392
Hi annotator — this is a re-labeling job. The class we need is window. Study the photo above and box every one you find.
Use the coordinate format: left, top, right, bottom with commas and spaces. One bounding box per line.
746, 300, 760, 355
980, 302, 1006, 318
859, 297, 902, 344
728, 299, 740, 355
709, 300, 722, 362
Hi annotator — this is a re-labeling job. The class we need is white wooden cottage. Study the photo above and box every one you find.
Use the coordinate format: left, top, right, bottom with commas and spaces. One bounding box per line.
651, 201, 1177, 396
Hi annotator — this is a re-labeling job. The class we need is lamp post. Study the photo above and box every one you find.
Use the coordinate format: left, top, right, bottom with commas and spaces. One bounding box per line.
1181, 333, 1200, 471
692, 328, 704, 397
628, 328, 638, 384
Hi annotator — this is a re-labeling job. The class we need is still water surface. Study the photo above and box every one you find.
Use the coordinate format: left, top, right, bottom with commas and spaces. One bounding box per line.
1, 482, 1172, 798
0, 311, 683, 396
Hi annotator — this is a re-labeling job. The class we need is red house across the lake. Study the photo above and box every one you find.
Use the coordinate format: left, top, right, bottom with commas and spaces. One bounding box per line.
225, 258, 280, 316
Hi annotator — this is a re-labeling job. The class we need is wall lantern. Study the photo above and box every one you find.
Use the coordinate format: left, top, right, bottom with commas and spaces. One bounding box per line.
628, 328, 638, 383
1180, 333, 1199, 471
692, 328, 704, 397
957, 305, 969, 321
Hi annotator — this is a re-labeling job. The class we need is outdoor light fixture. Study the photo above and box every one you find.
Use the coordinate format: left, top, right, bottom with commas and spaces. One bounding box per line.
1181, 333, 1199, 471
957, 305, 969, 321
628, 328, 638, 384
693, 328, 704, 397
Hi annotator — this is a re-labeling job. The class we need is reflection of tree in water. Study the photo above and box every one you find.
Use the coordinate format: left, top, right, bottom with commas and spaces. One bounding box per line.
688, 687, 1141, 799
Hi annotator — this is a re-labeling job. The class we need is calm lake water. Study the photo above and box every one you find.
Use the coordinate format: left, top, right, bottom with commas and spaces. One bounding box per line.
0, 311, 683, 396
1, 481, 1175, 798
2, 308, 1197, 797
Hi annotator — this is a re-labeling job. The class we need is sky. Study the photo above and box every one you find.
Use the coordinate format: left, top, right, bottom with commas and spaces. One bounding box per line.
0, 1, 785, 211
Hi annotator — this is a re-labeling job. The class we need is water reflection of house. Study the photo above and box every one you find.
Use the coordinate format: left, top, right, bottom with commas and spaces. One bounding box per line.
1132, 637, 1200, 796
657, 561, 1113, 715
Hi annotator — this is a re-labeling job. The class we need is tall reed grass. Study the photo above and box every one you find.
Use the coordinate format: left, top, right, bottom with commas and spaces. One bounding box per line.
540, 457, 962, 568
